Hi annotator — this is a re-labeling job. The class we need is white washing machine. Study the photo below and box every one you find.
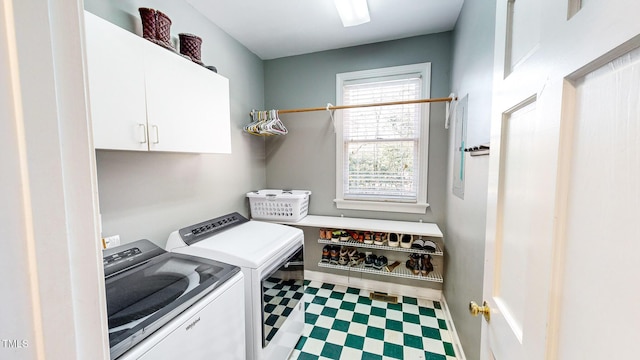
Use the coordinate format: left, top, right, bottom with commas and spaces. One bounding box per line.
166, 213, 305, 360
103, 239, 245, 360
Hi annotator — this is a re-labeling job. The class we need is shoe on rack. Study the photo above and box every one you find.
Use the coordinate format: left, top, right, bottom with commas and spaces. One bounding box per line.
421, 254, 434, 276
331, 230, 341, 243
349, 250, 365, 267
400, 234, 413, 249
373, 255, 388, 270
406, 253, 422, 275
374, 232, 385, 246
340, 231, 349, 242
321, 245, 331, 263
364, 253, 377, 267
363, 232, 373, 245
338, 247, 350, 265
330, 246, 340, 264
388, 233, 399, 247
423, 240, 437, 252
347, 230, 362, 242
411, 237, 425, 250
347, 247, 357, 263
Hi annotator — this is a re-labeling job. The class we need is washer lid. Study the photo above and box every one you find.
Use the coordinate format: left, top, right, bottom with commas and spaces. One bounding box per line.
103, 242, 240, 359
176, 220, 303, 268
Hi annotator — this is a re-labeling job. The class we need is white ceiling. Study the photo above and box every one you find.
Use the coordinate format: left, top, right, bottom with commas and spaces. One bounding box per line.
186, 0, 464, 60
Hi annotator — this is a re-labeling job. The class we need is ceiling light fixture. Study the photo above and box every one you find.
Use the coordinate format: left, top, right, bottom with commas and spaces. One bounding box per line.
334, 0, 370, 27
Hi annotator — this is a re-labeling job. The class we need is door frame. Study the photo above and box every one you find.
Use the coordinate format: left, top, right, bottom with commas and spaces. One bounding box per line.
1, 0, 108, 358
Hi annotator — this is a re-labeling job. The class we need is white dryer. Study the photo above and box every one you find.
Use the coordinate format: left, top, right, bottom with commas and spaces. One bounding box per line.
166, 213, 305, 360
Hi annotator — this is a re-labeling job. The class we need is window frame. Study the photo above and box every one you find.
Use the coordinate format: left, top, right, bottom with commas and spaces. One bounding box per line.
334, 63, 431, 214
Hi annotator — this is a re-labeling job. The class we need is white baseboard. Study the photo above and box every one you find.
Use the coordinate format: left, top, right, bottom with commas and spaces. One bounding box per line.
440, 296, 467, 360
304, 270, 442, 300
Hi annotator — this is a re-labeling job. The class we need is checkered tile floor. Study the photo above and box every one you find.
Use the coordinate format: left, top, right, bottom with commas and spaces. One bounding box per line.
288, 281, 457, 360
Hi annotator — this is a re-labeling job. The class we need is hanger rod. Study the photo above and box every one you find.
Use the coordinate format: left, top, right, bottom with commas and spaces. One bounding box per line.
277, 96, 456, 114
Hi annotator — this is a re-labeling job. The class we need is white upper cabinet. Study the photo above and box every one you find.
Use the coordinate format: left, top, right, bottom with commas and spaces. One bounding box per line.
84, 11, 231, 154
85, 11, 148, 151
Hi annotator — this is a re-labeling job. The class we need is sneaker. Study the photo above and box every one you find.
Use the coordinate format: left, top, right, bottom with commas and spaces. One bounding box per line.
373, 232, 385, 246
373, 255, 388, 270
331, 230, 341, 243
400, 234, 413, 249
363, 232, 373, 245
364, 254, 377, 267
388, 233, 399, 247
321, 245, 331, 263
330, 246, 340, 264
340, 231, 349, 242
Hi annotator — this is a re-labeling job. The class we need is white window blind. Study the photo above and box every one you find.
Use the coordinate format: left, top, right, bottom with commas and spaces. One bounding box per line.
342, 75, 422, 202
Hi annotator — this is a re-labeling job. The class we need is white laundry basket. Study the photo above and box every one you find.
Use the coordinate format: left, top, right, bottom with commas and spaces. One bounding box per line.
246, 189, 311, 222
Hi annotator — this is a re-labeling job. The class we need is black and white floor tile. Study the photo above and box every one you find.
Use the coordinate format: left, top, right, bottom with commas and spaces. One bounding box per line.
288, 280, 458, 360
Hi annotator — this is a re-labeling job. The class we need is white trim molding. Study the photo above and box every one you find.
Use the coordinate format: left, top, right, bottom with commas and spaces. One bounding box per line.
335, 63, 431, 213
305, 270, 442, 300
334, 198, 429, 214
1, 1, 109, 359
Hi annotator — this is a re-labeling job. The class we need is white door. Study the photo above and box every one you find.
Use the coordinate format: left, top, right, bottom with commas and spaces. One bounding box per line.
481, 0, 640, 359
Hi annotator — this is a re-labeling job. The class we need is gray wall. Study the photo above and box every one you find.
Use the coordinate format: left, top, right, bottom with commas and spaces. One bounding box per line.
263, 34, 452, 224
262, 34, 452, 289
445, 0, 497, 358
84, 0, 266, 246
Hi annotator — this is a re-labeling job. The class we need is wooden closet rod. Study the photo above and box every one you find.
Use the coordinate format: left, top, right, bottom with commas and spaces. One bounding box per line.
277, 96, 456, 114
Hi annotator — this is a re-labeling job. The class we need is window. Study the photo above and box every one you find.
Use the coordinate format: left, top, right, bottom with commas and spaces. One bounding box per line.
335, 63, 431, 213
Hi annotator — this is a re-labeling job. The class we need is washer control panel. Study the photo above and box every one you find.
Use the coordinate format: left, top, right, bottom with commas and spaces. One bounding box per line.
178, 212, 249, 245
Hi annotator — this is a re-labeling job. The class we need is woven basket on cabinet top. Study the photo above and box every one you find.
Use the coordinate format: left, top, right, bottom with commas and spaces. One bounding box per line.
138, 7, 174, 50
155, 10, 173, 47
138, 7, 157, 40
179, 33, 203, 65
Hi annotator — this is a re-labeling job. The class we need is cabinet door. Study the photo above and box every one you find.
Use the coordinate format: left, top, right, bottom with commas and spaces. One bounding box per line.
84, 12, 149, 151
143, 42, 231, 154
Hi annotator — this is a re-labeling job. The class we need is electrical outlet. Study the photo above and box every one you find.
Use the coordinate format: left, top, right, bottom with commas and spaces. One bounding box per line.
102, 235, 121, 249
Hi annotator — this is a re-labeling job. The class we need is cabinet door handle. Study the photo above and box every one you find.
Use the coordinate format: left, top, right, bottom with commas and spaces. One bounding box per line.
152, 125, 160, 144
138, 123, 147, 144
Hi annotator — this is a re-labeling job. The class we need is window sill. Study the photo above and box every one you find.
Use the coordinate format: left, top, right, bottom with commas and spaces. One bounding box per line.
333, 199, 429, 214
